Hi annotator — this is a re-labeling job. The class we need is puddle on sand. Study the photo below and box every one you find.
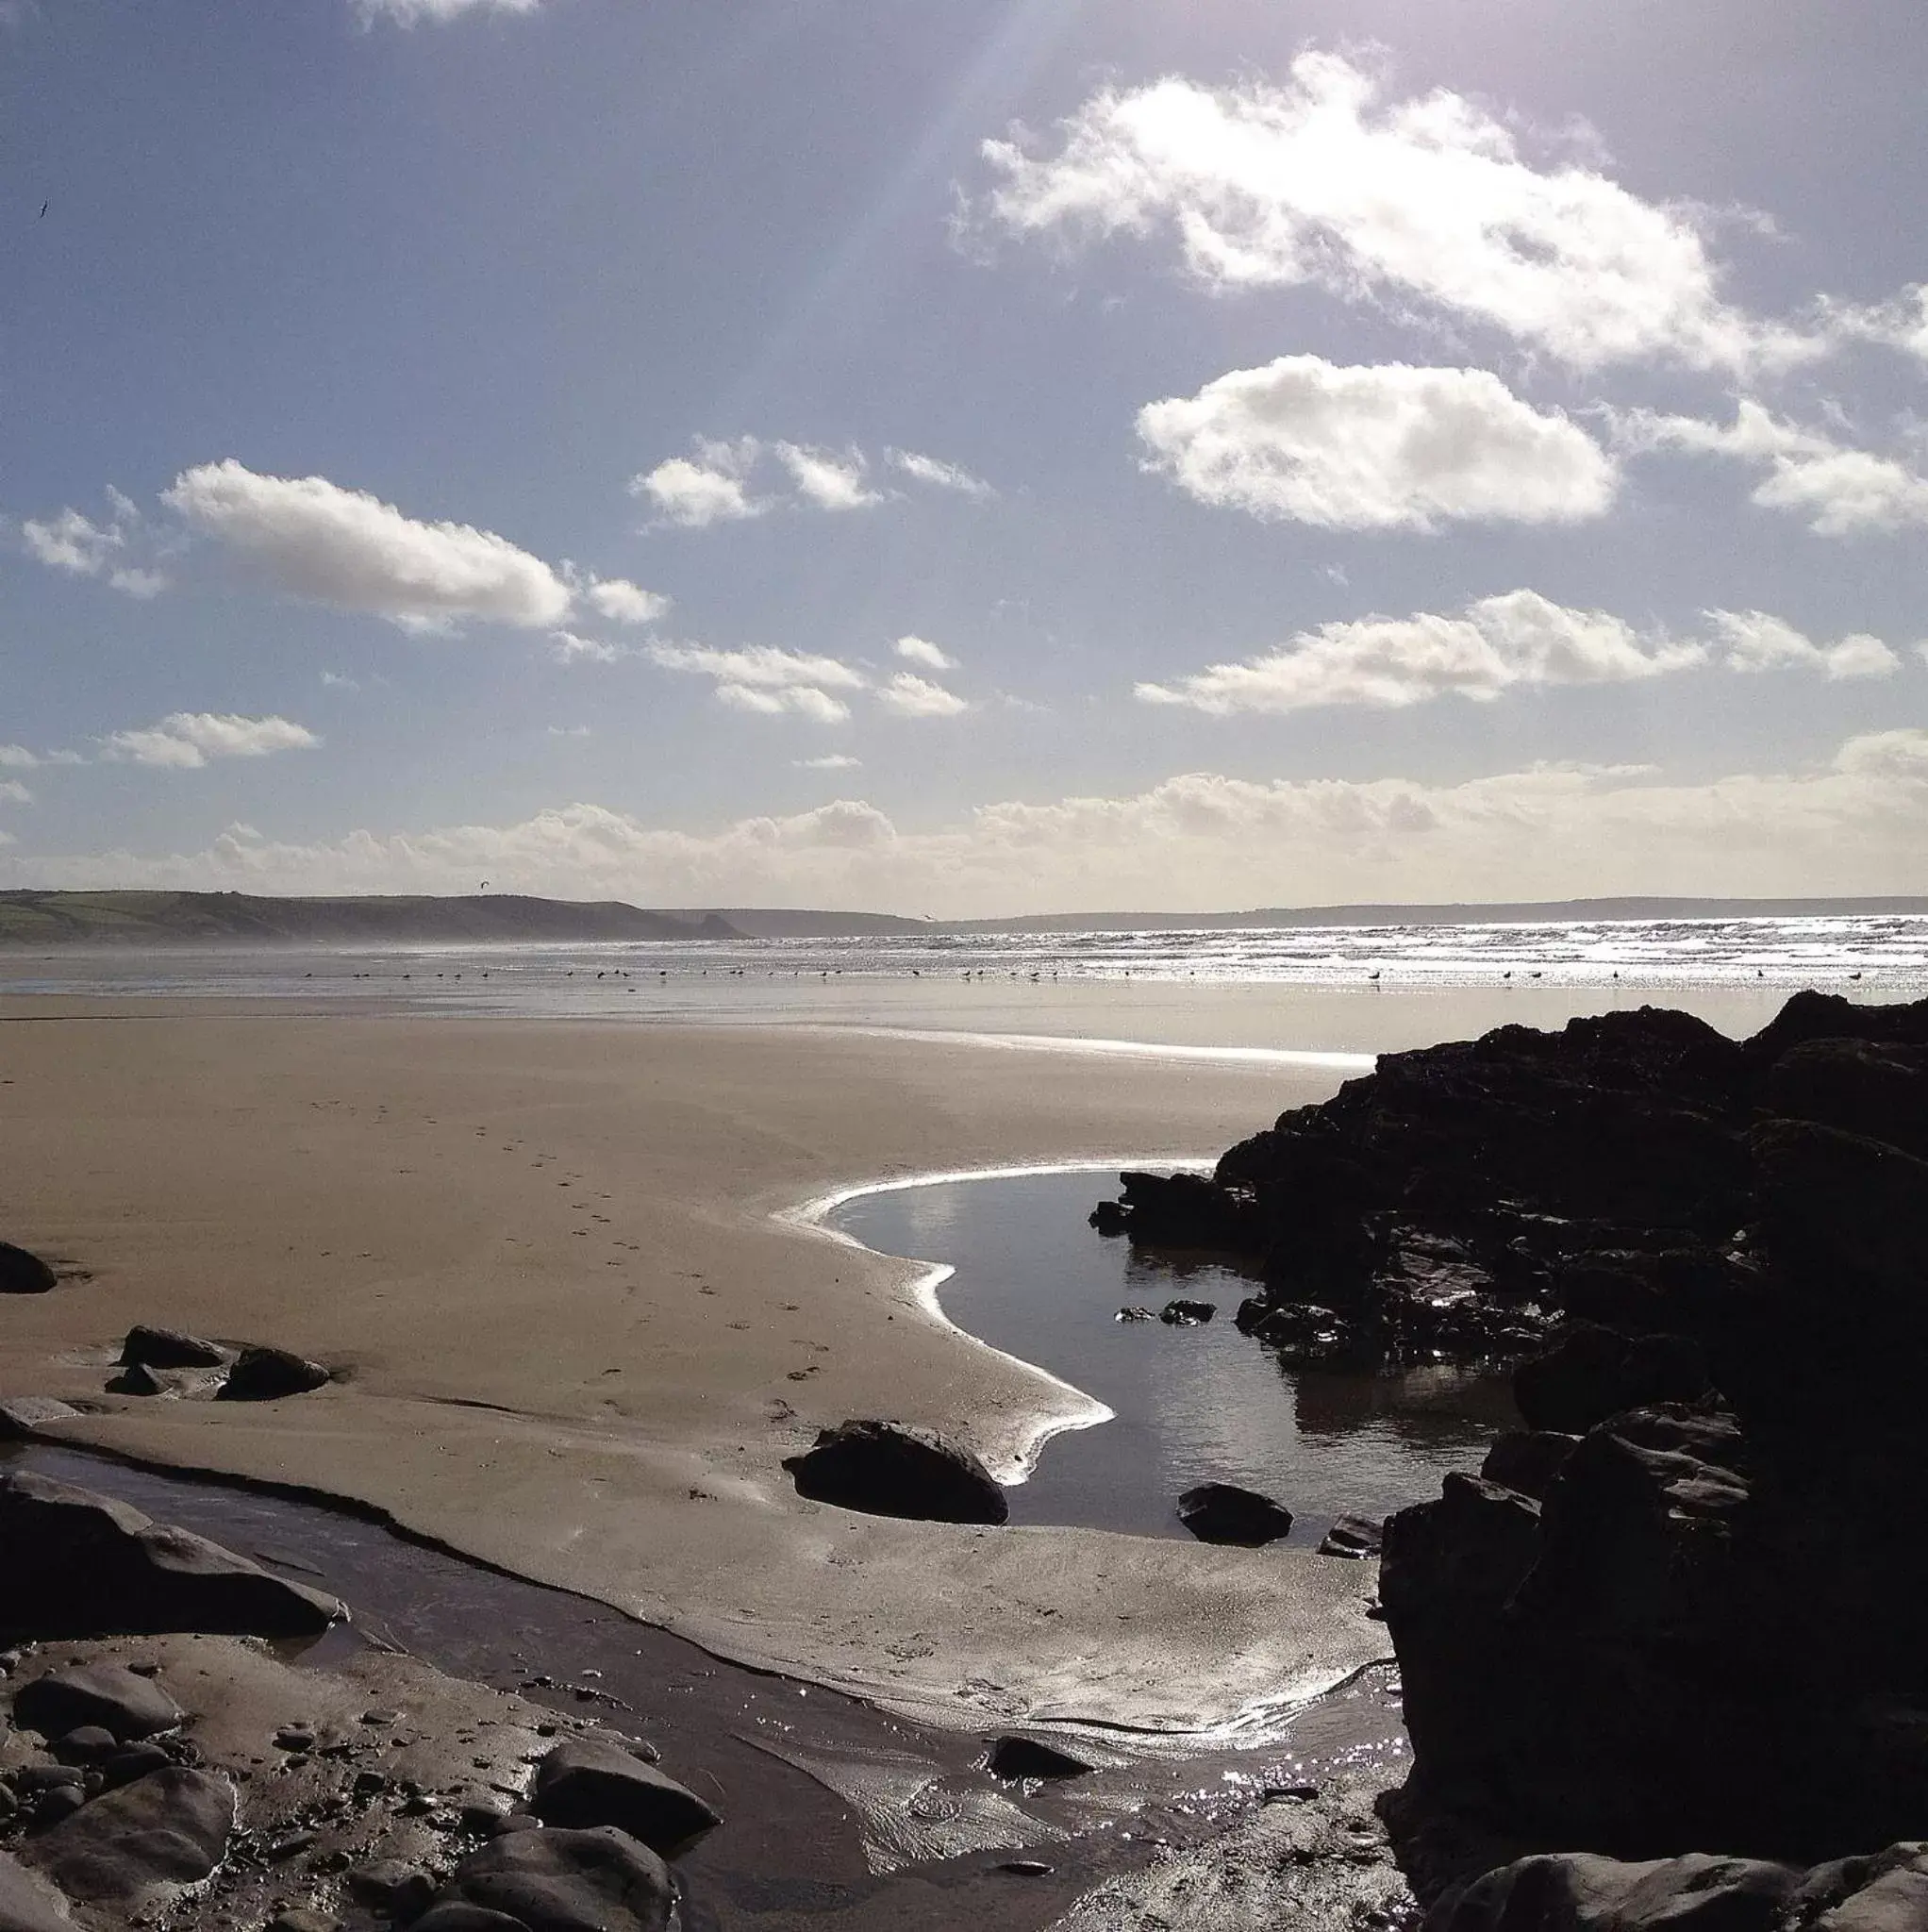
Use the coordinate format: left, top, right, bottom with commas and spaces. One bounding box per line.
5, 1444, 1409, 1929
828, 1168, 1517, 1542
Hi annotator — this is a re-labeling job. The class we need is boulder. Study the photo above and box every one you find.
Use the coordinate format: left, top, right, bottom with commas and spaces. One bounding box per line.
528, 1739, 719, 1855
1430, 1851, 1798, 1932
12, 1665, 182, 1742
0, 1401, 80, 1443
0, 1245, 56, 1296
0, 1852, 74, 1932
31, 1767, 233, 1905
0, 1471, 341, 1637
1176, 1483, 1294, 1546
1317, 1514, 1383, 1558
429, 1825, 673, 1932
216, 1345, 330, 1402
1158, 1299, 1216, 1325
782, 1421, 1007, 1524
346, 1858, 438, 1922
985, 1736, 1093, 1780
118, 1325, 227, 1371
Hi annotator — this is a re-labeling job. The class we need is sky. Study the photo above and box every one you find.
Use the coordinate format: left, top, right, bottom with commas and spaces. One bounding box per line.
4, 0, 1927, 915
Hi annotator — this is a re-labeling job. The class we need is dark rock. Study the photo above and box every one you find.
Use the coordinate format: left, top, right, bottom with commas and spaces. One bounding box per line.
0, 1245, 57, 1297
430, 1824, 673, 1932
104, 1362, 168, 1397
217, 1345, 331, 1401
985, 1737, 1093, 1780
1317, 1514, 1383, 1558
32, 1766, 233, 1904
1114, 1307, 1155, 1323
411, 1909, 528, 1931
1105, 1170, 1259, 1249
0, 1471, 341, 1637
48, 1728, 117, 1767
1479, 1432, 1580, 1502
999, 1860, 1054, 1876
1430, 1850, 1798, 1932
0, 1401, 80, 1443
27, 1790, 84, 1830
1088, 1201, 1127, 1238
0, 1850, 74, 1932
10, 1770, 83, 1798
782, 1420, 1007, 1525
13, 1665, 181, 1742
1158, 1299, 1216, 1324
118, 1325, 227, 1371
348, 1857, 438, 1922
1512, 1324, 1711, 1435
98, 1745, 169, 1791
528, 1738, 719, 1856
1176, 1482, 1294, 1546
265, 1911, 344, 1932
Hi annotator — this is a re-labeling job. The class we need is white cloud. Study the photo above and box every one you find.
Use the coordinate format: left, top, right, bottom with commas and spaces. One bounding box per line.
888, 449, 995, 499
876, 673, 970, 718
320, 671, 361, 691
583, 576, 671, 625
548, 724, 591, 739
13, 733, 1928, 910
649, 641, 864, 724
1612, 401, 1928, 536
0, 780, 30, 806
0, 745, 40, 770
893, 635, 957, 671
549, 630, 631, 666
978, 54, 1814, 374
631, 440, 767, 529
1139, 591, 1704, 715
773, 443, 882, 512
351, 0, 540, 25
22, 491, 170, 598
1704, 609, 1899, 680
100, 712, 321, 771
1138, 357, 1617, 532
797, 754, 862, 770
163, 460, 573, 629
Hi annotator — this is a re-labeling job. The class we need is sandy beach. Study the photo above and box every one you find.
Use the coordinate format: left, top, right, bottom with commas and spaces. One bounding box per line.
0, 1003, 1386, 1732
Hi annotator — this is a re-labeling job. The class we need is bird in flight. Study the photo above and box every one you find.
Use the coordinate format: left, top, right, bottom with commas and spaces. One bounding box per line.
40, 202, 49, 220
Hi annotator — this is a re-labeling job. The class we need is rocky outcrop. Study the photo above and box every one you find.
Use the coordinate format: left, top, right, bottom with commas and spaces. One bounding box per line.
0, 1471, 341, 1637
422, 1825, 674, 1932
782, 1420, 1008, 1524
527, 1738, 720, 1855
1176, 1482, 1294, 1546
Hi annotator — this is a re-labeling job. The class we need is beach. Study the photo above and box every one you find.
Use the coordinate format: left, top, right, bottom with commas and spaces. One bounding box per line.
0, 1001, 1386, 1732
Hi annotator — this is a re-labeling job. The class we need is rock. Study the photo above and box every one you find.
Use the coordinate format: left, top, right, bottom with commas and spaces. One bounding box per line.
13, 1665, 182, 1742
0, 1471, 341, 1637
1158, 1299, 1216, 1325
1088, 1201, 1127, 1237
1104, 1170, 1259, 1249
104, 1363, 170, 1397
1478, 1431, 1580, 1502
347, 1857, 438, 1922
98, 1745, 170, 1790
0, 1244, 57, 1296
27, 1790, 84, 1829
0, 1851, 73, 1932
0, 1400, 81, 1443
1430, 1851, 1799, 1932
1317, 1514, 1383, 1558
1176, 1483, 1294, 1546
216, 1345, 331, 1402
429, 1824, 673, 1932
1114, 1306, 1155, 1323
48, 1727, 118, 1766
412, 1910, 528, 1931
1512, 1324, 1710, 1435
32, 1766, 234, 1904
265, 1911, 345, 1932
1000, 1860, 1055, 1876
528, 1738, 720, 1855
986, 1737, 1093, 1780
782, 1420, 1007, 1525
118, 1325, 227, 1371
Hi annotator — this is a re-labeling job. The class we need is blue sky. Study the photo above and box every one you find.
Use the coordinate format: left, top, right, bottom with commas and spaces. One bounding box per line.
4, 0, 1927, 912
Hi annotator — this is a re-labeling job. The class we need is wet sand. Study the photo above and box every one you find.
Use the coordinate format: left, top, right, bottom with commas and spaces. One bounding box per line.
0, 1003, 1384, 1732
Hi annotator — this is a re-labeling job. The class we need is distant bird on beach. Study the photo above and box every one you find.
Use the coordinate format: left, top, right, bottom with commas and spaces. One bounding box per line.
1367, 970, 1381, 983
1503, 971, 1513, 982
1850, 971, 1864, 981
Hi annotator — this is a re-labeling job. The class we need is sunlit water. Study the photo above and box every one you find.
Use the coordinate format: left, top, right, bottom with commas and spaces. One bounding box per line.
830, 1170, 1515, 1543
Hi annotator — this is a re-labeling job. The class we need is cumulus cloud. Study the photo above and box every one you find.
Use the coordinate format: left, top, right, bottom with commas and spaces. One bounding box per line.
977, 54, 1814, 374
351, 0, 540, 25
582, 576, 671, 625
22, 490, 170, 598
1140, 592, 1903, 715
11, 733, 1927, 909
1705, 609, 1899, 679
893, 635, 957, 671
875, 673, 970, 718
1139, 357, 1616, 531
887, 450, 995, 498
648, 641, 864, 724
773, 443, 882, 512
548, 630, 630, 666
100, 712, 321, 771
631, 440, 767, 529
163, 460, 573, 629
0, 746, 40, 770
0, 780, 30, 806
1611, 402, 1928, 537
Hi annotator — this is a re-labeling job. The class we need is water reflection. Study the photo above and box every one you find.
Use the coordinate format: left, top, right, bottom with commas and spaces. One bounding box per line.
831, 1170, 1516, 1544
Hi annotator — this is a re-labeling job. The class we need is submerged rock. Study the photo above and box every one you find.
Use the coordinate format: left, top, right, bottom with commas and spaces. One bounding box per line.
1158, 1299, 1216, 1325
782, 1420, 1007, 1524
0, 1471, 341, 1637
528, 1737, 720, 1855
1177, 1483, 1294, 1546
